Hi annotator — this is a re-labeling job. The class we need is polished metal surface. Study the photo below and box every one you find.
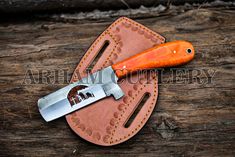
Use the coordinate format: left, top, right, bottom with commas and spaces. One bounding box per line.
38, 66, 124, 122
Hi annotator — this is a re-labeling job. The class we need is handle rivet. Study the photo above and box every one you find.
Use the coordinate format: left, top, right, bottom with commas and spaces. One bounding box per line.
186, 48, 192, 53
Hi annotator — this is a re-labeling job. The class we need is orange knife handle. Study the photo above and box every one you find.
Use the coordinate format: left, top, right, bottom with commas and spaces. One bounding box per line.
112, 40, 195, 78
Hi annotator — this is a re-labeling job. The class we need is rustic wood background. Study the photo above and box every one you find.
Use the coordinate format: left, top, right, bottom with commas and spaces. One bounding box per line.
0, 2, 235, 157
0, 0, 226, 14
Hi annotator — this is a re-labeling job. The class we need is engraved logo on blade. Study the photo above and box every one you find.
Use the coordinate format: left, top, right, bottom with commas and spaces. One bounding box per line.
67, 85, 95, 106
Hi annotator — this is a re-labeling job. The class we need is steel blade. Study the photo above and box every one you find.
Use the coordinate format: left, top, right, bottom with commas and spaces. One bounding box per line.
38, 84, 107, 122
38, 66, 124, 122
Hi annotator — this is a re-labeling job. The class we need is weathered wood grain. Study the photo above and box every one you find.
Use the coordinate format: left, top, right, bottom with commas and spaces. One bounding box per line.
0, 0, 225, 14
0, 7, 235, 157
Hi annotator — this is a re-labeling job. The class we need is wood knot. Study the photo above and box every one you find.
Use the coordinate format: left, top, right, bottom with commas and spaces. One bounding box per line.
154, 117, 179, 140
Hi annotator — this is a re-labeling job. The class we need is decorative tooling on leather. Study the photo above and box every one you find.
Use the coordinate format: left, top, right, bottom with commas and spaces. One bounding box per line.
66, 17, 165, 146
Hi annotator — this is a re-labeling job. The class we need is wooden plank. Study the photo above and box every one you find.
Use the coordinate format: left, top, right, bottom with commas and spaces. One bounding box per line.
0, 0, 220, 14
0, 7, 235, 157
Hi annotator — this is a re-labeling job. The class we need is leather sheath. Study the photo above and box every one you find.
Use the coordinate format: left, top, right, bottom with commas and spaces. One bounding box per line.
66, 17, 165, 146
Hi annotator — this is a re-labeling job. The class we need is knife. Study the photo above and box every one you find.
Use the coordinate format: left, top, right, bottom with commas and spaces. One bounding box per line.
38, 40, 195, 122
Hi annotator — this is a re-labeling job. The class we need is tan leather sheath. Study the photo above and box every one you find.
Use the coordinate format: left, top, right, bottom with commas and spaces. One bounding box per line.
66, 17, 165, 146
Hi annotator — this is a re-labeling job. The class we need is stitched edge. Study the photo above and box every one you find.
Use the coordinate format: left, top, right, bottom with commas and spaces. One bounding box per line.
100, 17, 165, 68
109, 76, 158, 144
75, 17, 165, 72
103, 17, 164, 144
68, 17, 165, 145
